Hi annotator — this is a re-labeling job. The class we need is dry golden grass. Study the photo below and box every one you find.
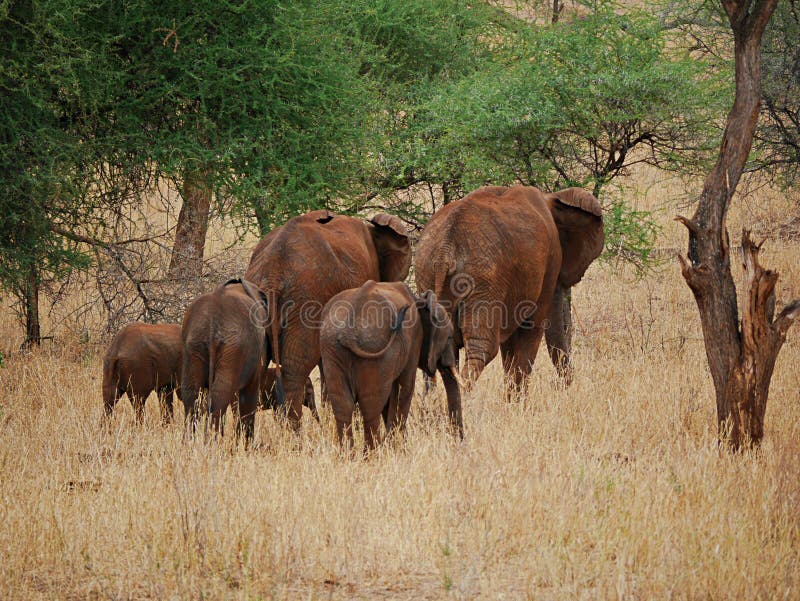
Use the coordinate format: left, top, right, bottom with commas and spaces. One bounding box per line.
1, 168, 799, 599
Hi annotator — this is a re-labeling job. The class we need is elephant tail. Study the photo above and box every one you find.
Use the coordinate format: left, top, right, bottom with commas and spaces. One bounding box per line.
102, 355, 118, 402
267, 288, 285, 406
344, 304, 410, 360
432, 247, 457, 299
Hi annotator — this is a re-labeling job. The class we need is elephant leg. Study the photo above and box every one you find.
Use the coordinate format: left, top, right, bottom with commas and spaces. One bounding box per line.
383, 380, 399, 431
381, 399, 391, 430
281, 375, 309, 432
325, 366, 355, 450
237, 377, 260, 446
127, 385, 147, 425
209, 373, 236, 437
357, 381, 394, 452
500, 325, 545, 400
208, 346, 243, 436
362, 413, 383, 453
304, 377, 320, 423
102, 379, 122, 423
158, 385, 175, 425
387, 365, 416, 435
181, 353, 207, 434
439, 365, 464, 438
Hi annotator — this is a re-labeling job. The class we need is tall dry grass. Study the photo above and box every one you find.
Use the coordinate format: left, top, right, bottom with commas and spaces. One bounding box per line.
1, 168, 799, 599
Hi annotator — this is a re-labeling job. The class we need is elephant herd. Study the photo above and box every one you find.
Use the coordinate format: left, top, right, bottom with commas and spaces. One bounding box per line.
102, 185, 604, 450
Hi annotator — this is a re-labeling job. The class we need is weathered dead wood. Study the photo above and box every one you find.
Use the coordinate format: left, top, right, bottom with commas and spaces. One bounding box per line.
726, 230, 800, 447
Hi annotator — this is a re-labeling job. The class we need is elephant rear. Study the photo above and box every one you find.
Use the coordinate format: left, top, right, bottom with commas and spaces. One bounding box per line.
102, 323, 182, 422
242, 210, 412, 432
415, 185, 604, 388
181, 280, 268, 440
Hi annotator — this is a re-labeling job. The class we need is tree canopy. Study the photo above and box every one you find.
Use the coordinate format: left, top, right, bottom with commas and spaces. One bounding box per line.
1, 0, 740, 341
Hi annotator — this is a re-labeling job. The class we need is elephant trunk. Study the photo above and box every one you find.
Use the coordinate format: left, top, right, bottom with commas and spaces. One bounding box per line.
440, 364, 463, 439
344, 305, 409, 360
545, 282, 574, 385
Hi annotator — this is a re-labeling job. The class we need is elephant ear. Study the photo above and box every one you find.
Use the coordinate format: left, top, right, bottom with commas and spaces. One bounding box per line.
369, 213, 411, 282
546, 188, 604, 287
416, 290, 454, 375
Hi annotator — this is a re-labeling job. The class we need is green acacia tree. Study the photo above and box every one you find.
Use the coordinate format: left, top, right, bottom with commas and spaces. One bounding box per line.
362, 3, 727, 268
0, 0, 98, 346
424, 5, 726, 264
3, 0, 384, 339
73, 0, 374, 267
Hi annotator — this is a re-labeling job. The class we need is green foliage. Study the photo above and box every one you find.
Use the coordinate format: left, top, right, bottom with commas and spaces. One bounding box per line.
368, 2, 726, 265
345, 0, 504, 205
602, 198, 661, 273
426, 4, 725, 189
1, 0, 735, 332
61, 0, 375, 230
755, 0, 800, 188
0, 0, 95, 311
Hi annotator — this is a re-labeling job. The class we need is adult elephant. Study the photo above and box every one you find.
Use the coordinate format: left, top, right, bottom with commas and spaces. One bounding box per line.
415, 185, 603, 391
245, 210, 411, 430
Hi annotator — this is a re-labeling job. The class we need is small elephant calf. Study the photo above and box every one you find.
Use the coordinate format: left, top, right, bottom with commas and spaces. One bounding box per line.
320, 280, 462, 451
181, 278, 280, 442
102, 323, 182, 424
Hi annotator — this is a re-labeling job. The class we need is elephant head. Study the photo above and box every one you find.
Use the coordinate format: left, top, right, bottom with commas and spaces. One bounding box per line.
545, 188, 604, 287
416, 289, 463, 436
544, 188, 604, 383
415, 290, 456, 376
369, 213, 412, 282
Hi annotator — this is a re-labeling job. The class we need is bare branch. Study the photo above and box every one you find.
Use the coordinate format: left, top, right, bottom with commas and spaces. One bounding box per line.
774, 299, 800, 336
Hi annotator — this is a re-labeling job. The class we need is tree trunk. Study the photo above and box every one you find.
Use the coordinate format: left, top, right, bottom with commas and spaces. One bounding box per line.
552, 0, 563, 24
676, 0, 798, 450
21, 263, 40, 349
168, 169, 212, 281
254, 197, 276, 237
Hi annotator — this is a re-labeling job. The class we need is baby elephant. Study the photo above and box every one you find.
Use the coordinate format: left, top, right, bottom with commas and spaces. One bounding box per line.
102, 323, 182, 424
320, 280, 462, 451
261, 366, 318, 421
181, 278, 282, 442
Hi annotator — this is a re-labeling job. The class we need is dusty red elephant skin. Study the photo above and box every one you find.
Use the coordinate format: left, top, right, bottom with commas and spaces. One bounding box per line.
415, 185, 604, 391
320, 281, 461, 450
245, 210, 411, 430
260, 366, 317, 421
102, 322, 182, 424
180, 279, 268, 441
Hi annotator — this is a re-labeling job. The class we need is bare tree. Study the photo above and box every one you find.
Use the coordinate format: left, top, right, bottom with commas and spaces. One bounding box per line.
676, 0, 800, 450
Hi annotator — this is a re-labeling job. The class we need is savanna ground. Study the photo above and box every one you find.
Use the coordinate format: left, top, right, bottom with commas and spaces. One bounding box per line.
1, 168, 799, 599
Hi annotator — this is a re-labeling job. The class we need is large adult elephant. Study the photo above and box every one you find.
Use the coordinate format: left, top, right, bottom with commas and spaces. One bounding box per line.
244, 210, 411, 430
415, 185, 603, 391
